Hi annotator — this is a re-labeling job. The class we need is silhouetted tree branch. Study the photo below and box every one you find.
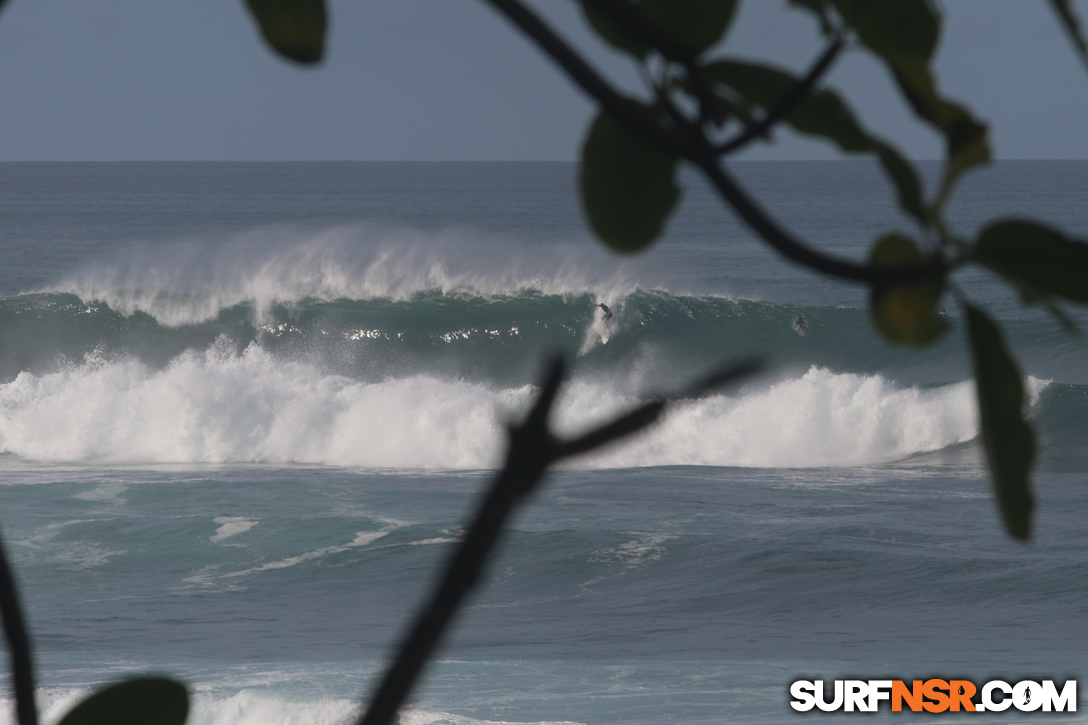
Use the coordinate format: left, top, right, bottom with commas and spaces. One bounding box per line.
696, 158, 943, 283
716, 35, 845, 155
481, 0, 935, 287
483, 0, 690, 158
0, 534, 36, 725
358, 357, 760, 725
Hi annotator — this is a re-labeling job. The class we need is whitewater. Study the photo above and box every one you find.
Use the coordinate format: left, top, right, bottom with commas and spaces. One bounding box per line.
0, 160, 1085, 725
0, 341, 1005, 468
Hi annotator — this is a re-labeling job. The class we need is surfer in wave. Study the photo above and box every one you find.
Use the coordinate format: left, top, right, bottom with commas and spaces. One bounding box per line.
590, 302, 612, 327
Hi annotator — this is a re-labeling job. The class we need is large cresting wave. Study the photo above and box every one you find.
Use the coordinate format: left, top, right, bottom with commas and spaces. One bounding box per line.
0, 340, 1034, 468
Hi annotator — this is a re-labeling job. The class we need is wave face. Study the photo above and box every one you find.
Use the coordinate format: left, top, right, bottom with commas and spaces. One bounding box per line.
0, 236, 1082, 468
0, 288, 934, 387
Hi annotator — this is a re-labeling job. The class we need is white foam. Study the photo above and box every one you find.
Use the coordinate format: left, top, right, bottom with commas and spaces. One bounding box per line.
31, 688, 90, 725
72, 482, 128, 503
11, 688, 360, 725
559, 367, 989, 468
191, 688, 359, 725
14, 687, 583, 725
577, 314, 612, 356
0, 348, 1044, 469
43, 223, 642, 326
15, 521, 123, 570
590, 533, 674, 568
400, 710, 582, 725
211, 516, 258, 543
183, 518, 412, 585
0, 340, 512, 467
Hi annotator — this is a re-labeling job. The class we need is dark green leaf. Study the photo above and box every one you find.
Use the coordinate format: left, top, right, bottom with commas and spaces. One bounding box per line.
965, 305, 1035, 540
869, 140, 926, 223
886, 60, 945, 125
581, 0, 736, 58
833, 0, 939, 63
1049, 0, 1088, 72
59, 677, 189, 725
244, 0, 326, 64
888, 59, 991, 197
941, 112, 989, 192
869, 234, 947, 345
581, 2, 650, 59
832, 0, 989, 199
679, 72, 758, 127
975, 219, 1088, 303
706, 93, 758, 129
703, 60, 926, 225
703, 61, 867, 149
580, 110, 681, 253
640, 0, 737, 56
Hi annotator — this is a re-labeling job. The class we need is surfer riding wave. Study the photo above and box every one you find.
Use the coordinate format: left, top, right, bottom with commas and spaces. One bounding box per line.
590, 302, 612, 326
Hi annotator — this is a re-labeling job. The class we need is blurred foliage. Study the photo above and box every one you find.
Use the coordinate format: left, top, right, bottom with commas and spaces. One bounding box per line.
532, 0, 1088, 544
57, 677, 188, 725
869, 233, 947, 346
244, 0, 326, 64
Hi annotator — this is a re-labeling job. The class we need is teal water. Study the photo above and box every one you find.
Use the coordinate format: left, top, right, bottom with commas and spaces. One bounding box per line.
0, 161, 1084, 725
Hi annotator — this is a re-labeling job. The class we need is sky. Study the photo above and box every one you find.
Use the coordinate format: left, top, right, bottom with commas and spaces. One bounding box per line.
0, 0, 1086, 161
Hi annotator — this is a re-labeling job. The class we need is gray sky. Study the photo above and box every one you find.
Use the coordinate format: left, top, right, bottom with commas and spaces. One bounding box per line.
0, 0, 1085, 161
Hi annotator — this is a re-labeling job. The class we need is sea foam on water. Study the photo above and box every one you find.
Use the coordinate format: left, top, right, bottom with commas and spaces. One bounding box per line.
0, 336, 1015, 469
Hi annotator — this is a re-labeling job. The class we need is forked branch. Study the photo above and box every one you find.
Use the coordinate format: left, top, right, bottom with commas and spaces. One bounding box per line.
358, 357, 760, 725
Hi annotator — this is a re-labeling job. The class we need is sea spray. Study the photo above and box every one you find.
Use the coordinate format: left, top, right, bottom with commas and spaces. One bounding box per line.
43, 223, 639, 327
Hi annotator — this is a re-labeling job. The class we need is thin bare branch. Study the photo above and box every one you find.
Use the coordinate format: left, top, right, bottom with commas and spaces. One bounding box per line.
359, 356, 699, 725
556, 401, 664, 459
1049, 0, 1088, 72
576, 0, 719, 123
697, 158, 939, 284
0, 535, 37, 725
482, 0, 691, 158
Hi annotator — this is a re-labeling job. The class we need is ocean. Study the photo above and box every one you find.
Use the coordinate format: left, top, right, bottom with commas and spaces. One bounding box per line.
0, 160, 1084, 725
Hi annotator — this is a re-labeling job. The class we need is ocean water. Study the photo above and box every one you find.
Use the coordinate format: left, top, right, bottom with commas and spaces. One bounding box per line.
0, 160, 1085, 725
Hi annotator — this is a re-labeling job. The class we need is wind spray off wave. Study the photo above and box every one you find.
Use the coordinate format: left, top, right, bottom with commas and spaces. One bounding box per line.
42, 223, 640, 326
